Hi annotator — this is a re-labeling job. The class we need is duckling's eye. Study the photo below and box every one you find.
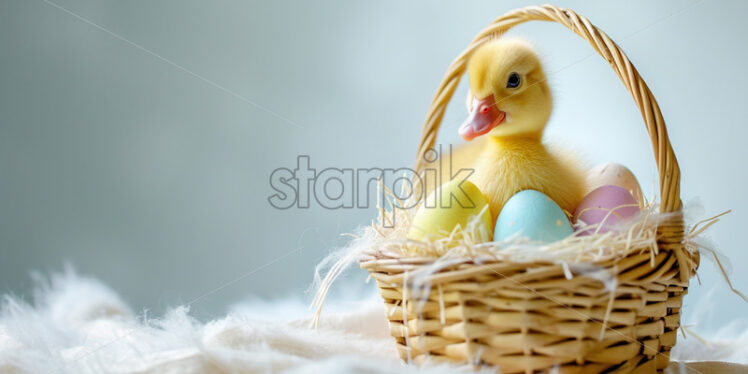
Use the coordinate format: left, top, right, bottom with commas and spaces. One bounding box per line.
506, 72, 521, 88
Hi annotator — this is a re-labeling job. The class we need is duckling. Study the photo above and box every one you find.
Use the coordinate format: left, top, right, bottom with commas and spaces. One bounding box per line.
459, 38, 585, 219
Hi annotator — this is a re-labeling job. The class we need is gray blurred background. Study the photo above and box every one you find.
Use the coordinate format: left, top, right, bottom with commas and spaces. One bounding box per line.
1, 0, 746, 332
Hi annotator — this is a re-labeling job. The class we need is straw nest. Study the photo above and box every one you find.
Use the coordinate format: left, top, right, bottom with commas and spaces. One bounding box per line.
311, 189, 736, 373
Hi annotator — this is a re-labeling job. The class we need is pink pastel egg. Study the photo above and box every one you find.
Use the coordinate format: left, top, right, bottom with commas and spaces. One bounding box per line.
573, 185, 641, 235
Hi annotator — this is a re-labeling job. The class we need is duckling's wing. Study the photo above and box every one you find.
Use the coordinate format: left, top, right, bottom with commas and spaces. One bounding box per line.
419, 137, 488, 197
546, 141, 589, 209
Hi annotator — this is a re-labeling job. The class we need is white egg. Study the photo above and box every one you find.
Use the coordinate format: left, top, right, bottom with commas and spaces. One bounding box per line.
585, 163, 644, 207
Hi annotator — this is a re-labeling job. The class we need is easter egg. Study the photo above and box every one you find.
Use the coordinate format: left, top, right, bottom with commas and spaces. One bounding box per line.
574, 185, 641, 235
494, 190, 573, 243
407, 179, 493, 243
586, 163, 644, 206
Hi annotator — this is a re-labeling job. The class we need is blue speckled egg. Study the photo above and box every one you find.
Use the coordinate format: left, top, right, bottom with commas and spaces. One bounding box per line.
494, 190, 573, 243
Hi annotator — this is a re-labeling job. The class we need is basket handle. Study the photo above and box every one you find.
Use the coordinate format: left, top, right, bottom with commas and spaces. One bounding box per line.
413, 4, 682, 215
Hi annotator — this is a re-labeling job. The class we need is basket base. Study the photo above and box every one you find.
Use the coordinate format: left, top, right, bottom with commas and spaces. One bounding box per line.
365, 250, 690, 373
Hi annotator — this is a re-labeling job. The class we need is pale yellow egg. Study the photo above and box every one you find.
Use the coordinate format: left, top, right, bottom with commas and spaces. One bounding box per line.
585, 163, 644, 207
407, 179, 493, 243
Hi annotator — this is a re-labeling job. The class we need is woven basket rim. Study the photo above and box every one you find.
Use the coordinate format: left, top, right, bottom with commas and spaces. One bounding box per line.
359, 246, 694, 288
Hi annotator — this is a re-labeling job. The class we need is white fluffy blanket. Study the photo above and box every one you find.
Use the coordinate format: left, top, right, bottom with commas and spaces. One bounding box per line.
1, 272, 746, 373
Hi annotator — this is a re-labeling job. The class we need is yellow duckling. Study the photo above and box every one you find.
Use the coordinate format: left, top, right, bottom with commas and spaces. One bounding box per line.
459, 38, 585, 219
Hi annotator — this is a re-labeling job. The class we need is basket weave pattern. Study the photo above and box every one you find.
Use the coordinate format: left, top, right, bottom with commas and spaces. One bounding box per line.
361, 5, 695, 373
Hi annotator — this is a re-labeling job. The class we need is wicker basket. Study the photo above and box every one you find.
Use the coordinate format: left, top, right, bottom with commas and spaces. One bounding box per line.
360, 5, 696, 373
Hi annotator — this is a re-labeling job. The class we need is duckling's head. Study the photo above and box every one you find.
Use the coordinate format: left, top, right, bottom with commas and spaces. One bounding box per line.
459, 38, 551, 141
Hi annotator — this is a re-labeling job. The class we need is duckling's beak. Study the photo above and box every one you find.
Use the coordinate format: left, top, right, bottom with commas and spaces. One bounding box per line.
459, 95, 506, 141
